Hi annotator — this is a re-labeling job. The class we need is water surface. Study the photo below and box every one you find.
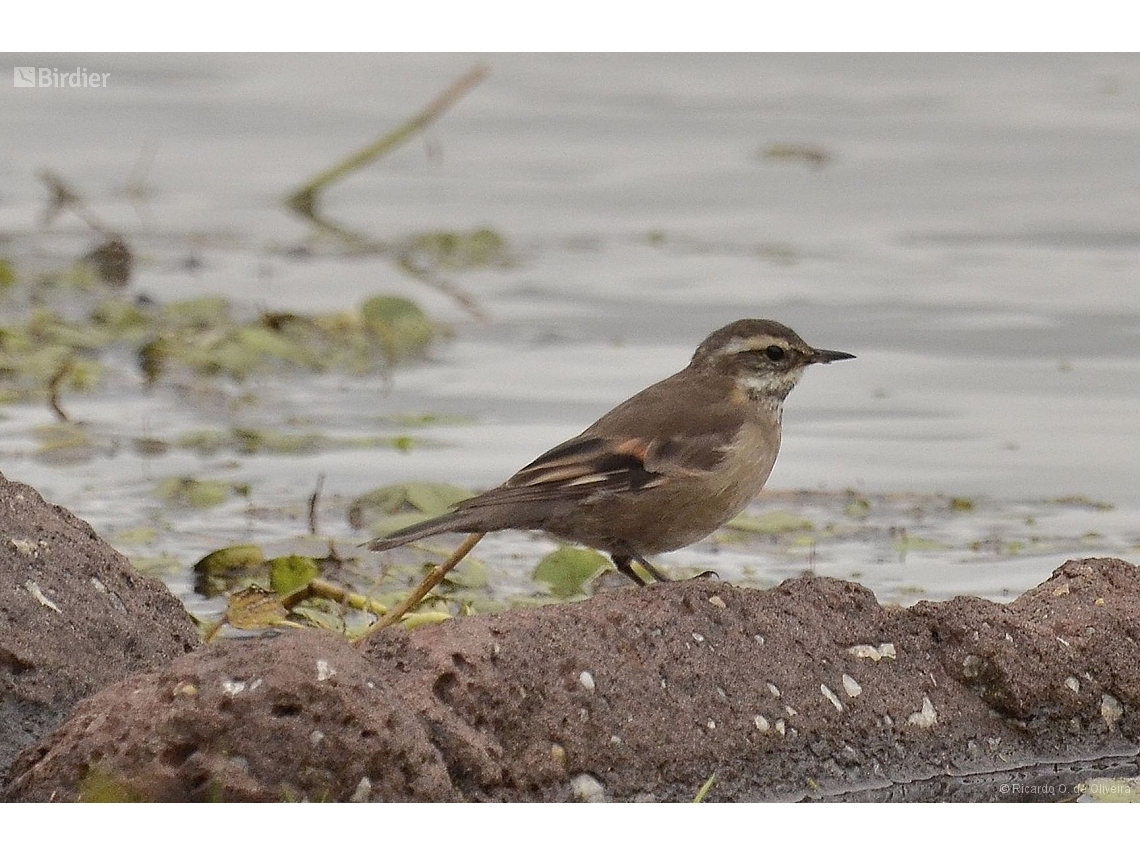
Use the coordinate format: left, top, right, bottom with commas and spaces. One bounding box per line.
2, 53, 1138, 616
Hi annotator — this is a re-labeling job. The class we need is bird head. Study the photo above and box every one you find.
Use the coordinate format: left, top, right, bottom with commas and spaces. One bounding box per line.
690, 319, 855, 402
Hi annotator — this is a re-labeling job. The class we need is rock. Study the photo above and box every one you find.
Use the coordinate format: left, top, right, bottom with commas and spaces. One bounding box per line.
4, 555, 1137, 801
0, 472, 199, 784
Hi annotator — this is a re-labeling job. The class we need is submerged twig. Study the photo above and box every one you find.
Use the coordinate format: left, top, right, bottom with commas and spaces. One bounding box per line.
37, 170, 113, 236
308, 474, 325, 537
282, 578, 388, 618
285, 64, 489, 219
282, 64, 491, 321
396, 254, 488, 323
47, 356, 75, 422
356, 531, 484, 642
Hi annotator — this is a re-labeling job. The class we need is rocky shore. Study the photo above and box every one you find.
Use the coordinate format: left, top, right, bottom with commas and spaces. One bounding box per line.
2, 471, 1137, 801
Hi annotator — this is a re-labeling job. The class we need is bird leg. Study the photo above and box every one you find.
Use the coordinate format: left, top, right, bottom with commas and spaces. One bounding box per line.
612, 543, 671, 585
611, 554, 649, 586
357, 532, 484, 641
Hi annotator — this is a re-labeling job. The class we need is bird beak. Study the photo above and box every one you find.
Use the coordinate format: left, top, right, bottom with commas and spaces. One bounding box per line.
808, 348, 856, 364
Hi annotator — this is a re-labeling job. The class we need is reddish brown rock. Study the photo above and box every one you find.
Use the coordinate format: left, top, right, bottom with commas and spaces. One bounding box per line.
5, 556, 1137, 801
0, 472, 199, 783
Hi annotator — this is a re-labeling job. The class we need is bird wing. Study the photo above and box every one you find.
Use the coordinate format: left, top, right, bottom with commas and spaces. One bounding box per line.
454, 429, 738, 516
454, 369, 748, 513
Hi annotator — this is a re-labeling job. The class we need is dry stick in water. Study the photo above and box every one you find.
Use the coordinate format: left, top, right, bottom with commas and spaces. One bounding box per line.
308, 474, 325, 537
47, 356, 75, 422
285, 64, 489, 218
37, 170, 113, 236
356, 532, 484, 642
283, 65, 490, 320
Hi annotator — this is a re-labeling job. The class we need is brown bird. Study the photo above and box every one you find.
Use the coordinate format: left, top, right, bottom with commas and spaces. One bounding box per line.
361, 319, 853, 636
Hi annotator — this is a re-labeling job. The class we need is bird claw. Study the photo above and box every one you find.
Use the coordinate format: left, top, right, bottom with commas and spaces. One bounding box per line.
690, 570, 720, 581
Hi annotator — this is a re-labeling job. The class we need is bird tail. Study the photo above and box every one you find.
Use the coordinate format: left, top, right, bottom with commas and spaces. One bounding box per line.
363, 511, 475, 552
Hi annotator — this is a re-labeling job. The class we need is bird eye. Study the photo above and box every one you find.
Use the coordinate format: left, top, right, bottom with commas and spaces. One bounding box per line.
764, 345, 786, 362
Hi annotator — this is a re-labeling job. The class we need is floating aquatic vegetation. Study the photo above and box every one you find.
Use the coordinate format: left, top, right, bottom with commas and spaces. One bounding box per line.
724, 510, 814, 536
193, 544, 266, 597
0, 258, 17, 290
348, 481, 476, 533
3, 280, 444, 399
533, 546, 610, 599
157, 476, 249, 509
402, 228, 510, 271
32, 422, 104, 465
761, 143, 832, 169
85, 236, 133, 288
268, 554, 321, 597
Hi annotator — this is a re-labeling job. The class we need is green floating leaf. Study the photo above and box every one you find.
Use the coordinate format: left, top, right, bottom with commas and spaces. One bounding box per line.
401, 611, 452, 629
289, 602, 347, 634
269, 555, 321, 597
892, 534, 942, 554
90, 298, 148, 334
137, 337, 171, 385
132, 437, 169, 456
360, 295, 435, 362
87, 236, 133, 287
725, 511, 814, 536
1046, 495, 1115, 511
224, 585, 292, 631
349, 482, 474, 529
232, 427, 324, 455
949, 497, 975, 512
381, 412, 474, 428
33, 423, 100, 465
364, 512, 432, 539
156, 476, 244, 509
403, 482, 475, 516
111, 526, 158, 546
127, 555, 182, 577
408, 228, 509, 270
843, 498, 872, 520
0, 257, 17, 289
533, 547, 610, 599
448, 555, 489, 589
193, 544, 266, 597
762, 143, 832, 169
162, 295, 232, 328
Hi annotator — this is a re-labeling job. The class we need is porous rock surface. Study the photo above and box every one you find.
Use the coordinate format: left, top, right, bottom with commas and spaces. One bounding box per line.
0, 472, 199, 783
5, 553, 1138, 801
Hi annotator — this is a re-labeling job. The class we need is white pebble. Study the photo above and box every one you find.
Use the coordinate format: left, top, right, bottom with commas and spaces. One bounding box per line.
579, 671, 596, 692
350, 777, 372, 802
842, 674, 862, 698
907, 696, 938, 728
847, 643, 896, 662
821, 684, 844, 712
1101, 694, 1123, 730
571, 773, 606, 803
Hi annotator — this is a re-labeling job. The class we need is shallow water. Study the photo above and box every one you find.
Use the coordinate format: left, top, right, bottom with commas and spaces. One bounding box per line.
2, 53, 1138, 619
